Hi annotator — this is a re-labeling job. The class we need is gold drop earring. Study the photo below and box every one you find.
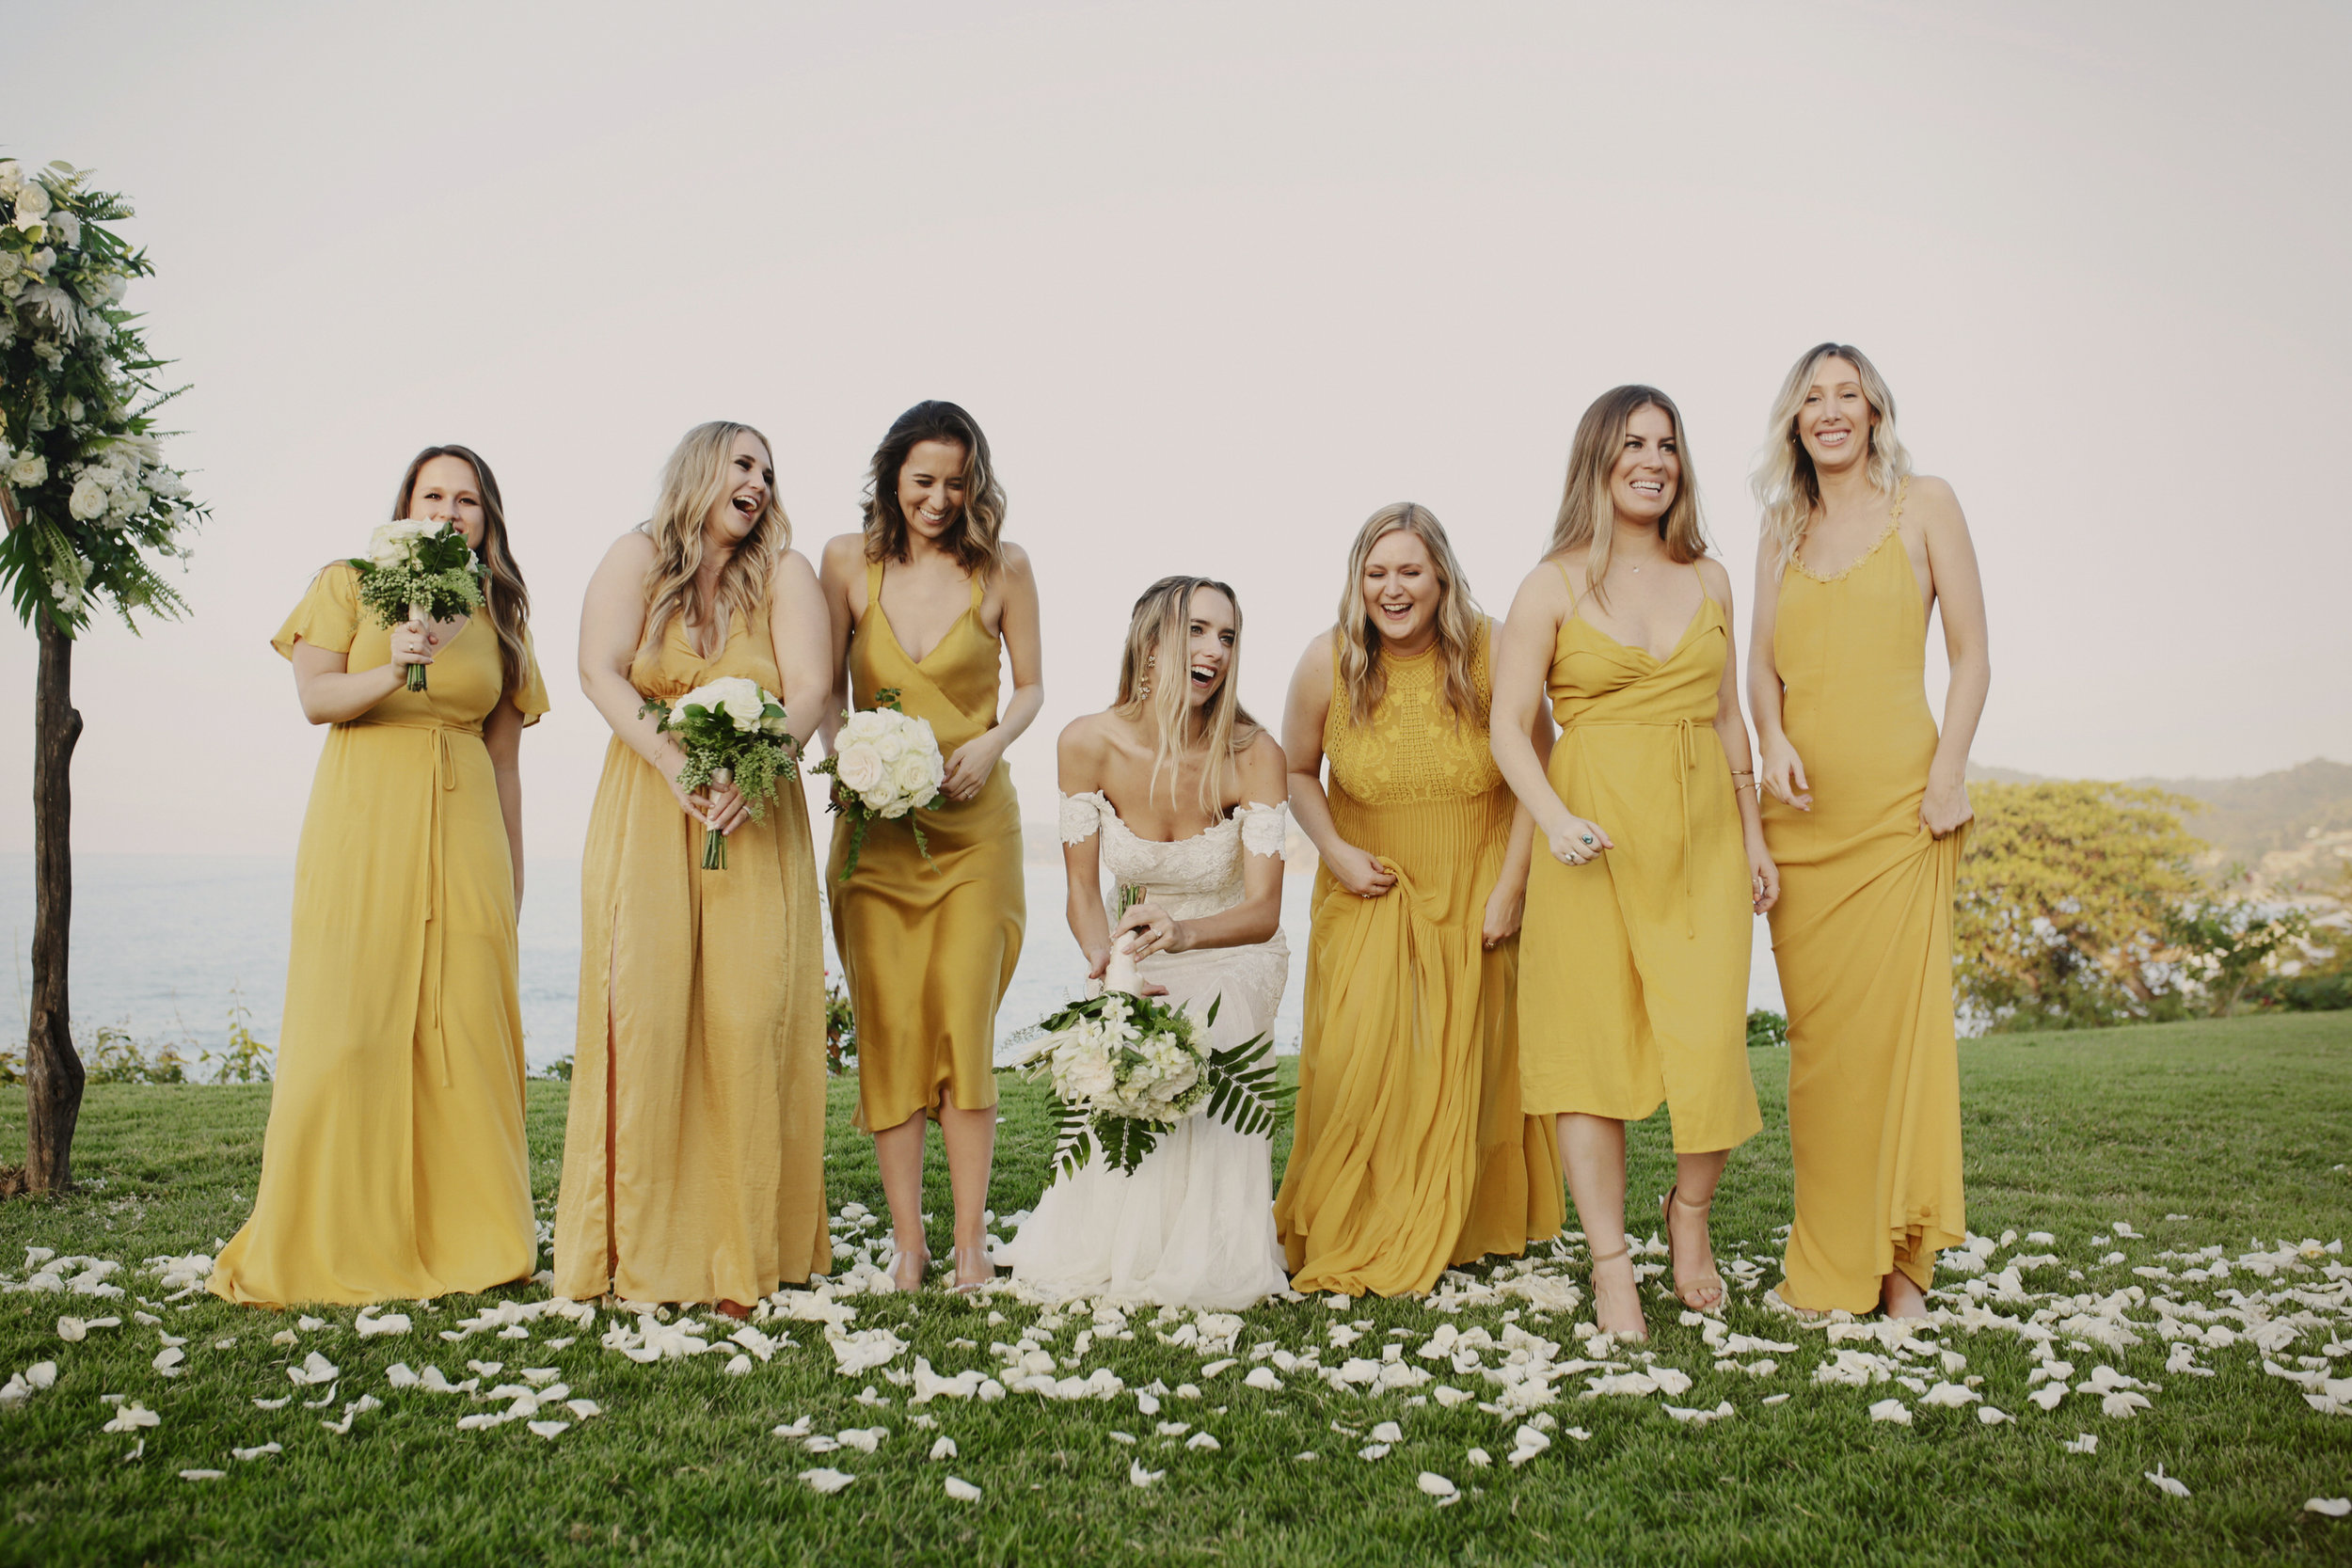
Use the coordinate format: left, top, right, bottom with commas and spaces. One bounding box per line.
1139, 654, 1154, 698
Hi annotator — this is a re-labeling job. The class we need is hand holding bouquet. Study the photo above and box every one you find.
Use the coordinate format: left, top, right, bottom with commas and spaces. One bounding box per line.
813, 689, 947, 883
1006, 953, 1290, 1181
641, 675, 799, 870
348, 517, 485, 690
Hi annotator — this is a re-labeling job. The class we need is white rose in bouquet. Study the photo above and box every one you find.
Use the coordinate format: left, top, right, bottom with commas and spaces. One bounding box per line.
872, 727, 907, 764
838, 710, 886, 746
868, 784, 908, 818
14, 180, 51, 221
890, 750, 937, 800
834, 743, 885, 795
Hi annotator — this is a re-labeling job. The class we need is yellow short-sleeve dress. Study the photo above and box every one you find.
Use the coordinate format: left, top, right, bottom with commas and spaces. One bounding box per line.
211, 563, 548, 1307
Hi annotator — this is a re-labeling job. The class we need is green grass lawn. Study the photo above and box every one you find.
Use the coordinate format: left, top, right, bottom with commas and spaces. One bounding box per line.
3, 1012, 2350, 1566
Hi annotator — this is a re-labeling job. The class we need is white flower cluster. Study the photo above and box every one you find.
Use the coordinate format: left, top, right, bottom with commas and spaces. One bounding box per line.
1037, 993, 1211, 1127
831, 707, 946, 819
362, 516, 448, 570
675, 675, 789, 737
65, 436, 180, 531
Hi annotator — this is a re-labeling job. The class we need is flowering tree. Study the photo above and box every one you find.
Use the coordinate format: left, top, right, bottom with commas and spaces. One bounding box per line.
0, 159, 204, 1192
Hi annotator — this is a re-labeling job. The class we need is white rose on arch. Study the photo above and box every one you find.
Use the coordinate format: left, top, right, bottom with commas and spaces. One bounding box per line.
8, 453, 47, 489
13, 180, 51, 220
68, 475, 109, 521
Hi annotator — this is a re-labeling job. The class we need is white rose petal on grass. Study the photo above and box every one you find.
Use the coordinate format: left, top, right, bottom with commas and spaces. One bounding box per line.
1129, 1460, 1164, 1488
2062, 1433, 2099, 1454
1244, 1367, 1282, 1392
1867, 1399, 1913, 1426
289, 1352, 340, 1386
945, 1477, 982, 1502
2305, 1498, 2351, 1518
800, 1468, 857, 1495
2144, 1465, 2190, 1499
152, 1347, 186, 1376
1978, 1406, 2013, 1426
930, 1436, 958, 1461
355, 1312, 410, 1338
1466, 1448, 1492, 1468
1417, 1472, 1462, 1506
724, 1354, 754, 1377
1370, 1421, 1403, 1443
1919, 1383, 1980, 1409
527, 1420, 571, 1440
296, 1316, 327, 1332
1186, 1433, 1221, 1451
2101, 1391, 2153, 1420
1432, 1386, 1473, 1408
103, 1403, 161, 1433
251, 1396, 291, 1411
179, 1469, 226, 1482
1359, 1444, 1392, 1462
231, 1443, 281, 1462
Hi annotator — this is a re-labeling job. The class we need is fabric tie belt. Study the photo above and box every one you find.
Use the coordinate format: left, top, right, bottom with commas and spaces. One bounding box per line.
351, 716, 483, 1085
1560, 714, 1705, 938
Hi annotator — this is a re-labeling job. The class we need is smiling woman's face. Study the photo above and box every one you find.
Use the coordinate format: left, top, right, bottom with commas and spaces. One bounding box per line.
1360, 529, 1440, 647
897, 438, 969, 546
407, 454, 486, 550
703, 430, 774, 546
1179, 585, 1237, 711
1607, 403, 1679, 530
1797, 356, 1876, 474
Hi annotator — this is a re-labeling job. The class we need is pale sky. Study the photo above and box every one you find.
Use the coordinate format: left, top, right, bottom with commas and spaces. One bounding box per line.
5, 0, 2346, 857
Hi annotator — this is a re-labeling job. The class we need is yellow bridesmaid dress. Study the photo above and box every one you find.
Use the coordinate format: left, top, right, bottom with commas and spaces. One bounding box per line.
1275, 624, 1565, 1296
829, 561, 1025, 1132
211, 564, 548, 1307
1764, 484, 1966, 1312
1518, 566, 1759, 1152
552, 607, 833, 1303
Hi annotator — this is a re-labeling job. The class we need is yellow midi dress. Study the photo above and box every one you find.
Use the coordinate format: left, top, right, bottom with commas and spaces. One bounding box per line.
1764, 489, 1967, 1312
211, 563, 548, 1307
1275, 626, 1565, 1297
551, 608, 833, 1303
829, 561, 1025, 1133
1518, 568, 1760, 1152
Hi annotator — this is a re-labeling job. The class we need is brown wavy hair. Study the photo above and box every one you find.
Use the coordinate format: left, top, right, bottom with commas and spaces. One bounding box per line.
1548, 385, 1709, 610
1112, 576, 1265, 816
860, 401, 1008, 577
391, 444, 531, 701
636, 421, 790, 657
1334, 502, 1486, 731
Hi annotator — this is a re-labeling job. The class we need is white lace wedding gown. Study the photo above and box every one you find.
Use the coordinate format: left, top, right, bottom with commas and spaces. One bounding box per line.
996, 791, 1294, 1309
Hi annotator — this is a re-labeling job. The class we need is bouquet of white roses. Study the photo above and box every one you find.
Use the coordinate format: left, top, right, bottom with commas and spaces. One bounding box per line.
347, 516, 485, 690
641, 675, 799, 870
813, 688, 947, 884
1008, 939, 1290, 1180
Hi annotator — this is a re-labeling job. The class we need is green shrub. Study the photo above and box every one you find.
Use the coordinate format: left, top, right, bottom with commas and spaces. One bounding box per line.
1746, 1008, 1788, 1049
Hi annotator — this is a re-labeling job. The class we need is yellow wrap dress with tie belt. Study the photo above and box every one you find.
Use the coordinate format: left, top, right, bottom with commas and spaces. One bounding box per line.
1518, 565, 1760, 1153
211, 562, 548, 1307
829, 559, 1025, 1133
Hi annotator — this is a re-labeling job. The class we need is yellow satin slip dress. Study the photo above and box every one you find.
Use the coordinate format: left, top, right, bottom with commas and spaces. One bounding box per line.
829, 560, 1025, 1133
1518, 564, 1760, 1152
1275, 622, 1565, 1297
552, 606, 833, 1304
1764, 483, 1966, 1312
212, 563, 548, 1307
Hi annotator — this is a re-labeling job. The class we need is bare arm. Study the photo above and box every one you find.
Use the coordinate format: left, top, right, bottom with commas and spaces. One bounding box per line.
943, 545, 1045, 801
289, 619, 440, 725
1483, 677, 1552, 950
1489, 566, 1614, 867
483, 697, 526, 909
1916, 477, 1989, 836
1120, 736, 1290, 957
577, 531, 713, 830
1701, 560, 1776, 913
1746, 538, 1810, 810
767, 548, 833, 753
816, 533, 864, 754
1280, 632, 1395, 898
1057, 719, 1118, 977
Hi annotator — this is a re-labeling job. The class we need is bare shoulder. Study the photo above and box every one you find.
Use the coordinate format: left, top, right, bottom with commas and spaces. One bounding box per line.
599, 528, 658, 572
1058, 709, 1114, 758
995, 540, 1035, 578
771, 546, 819, 592
1694, 555, 1736, 602
1294, 626, 1338, 682
1236, 728, 1289, 785
818, 531, 868, 578
1906, 474, 1966, 530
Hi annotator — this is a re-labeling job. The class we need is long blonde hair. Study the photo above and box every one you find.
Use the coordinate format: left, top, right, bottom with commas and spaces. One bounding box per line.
1335, 502, 1485, 730
1112, 576, 1265, 816
389, 444, 531, 701
1752, 342, 1913, 572
1548, 385, 1709, 610
637, 421, 790, 655
861, 400, 1009, 578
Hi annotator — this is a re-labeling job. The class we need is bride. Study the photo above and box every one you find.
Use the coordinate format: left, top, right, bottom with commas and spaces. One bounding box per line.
997, 575, 1294, 1309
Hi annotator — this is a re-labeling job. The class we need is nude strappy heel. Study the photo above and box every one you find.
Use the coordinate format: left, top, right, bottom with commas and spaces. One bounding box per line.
1662, 1187, 1726, 1314
1586, 1240, 1650, 1342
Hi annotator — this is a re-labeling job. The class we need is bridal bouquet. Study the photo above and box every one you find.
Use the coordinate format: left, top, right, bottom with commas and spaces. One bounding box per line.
1009, 939, 1289, 1180
347, 517, 485, 690
814, 689, 946, 883
641, 675, 798, 871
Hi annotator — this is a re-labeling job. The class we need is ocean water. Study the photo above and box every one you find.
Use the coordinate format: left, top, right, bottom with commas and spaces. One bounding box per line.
0, 853, 1779, 1072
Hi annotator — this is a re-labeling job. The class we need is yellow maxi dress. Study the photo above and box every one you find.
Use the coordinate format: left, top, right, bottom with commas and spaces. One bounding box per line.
551, 608, 833, 1304
829, 561, 1025, 1133
1275, 625, 1565, 1296
211, 563, 548, 1307
1764, 488, 1967, 1312
1518, 567, 1760, 1153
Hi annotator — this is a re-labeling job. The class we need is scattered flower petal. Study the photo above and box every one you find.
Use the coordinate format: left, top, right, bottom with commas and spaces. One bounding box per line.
800, 1467, 856, 1495
945, 1476, 981, 1502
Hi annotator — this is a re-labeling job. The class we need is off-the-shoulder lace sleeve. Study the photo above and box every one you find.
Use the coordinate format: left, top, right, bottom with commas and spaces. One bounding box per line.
1237, 800, 1289, 859
271, 562, 360, 660
1058, 790, 1105, 845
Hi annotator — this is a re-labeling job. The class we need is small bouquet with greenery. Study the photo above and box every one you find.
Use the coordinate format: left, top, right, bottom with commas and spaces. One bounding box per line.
1006, 942, 1290, 1180
641, 675, 799, 870
814, 688, 946, 883
348, 517, 484, 690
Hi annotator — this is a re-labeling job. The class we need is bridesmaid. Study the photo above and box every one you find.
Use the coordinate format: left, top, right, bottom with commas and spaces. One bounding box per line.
1747, 343, 1987, 1319
212, 445, 546, 1306
1274, 503, 1565, 1297
819, 401, 1041, 1292
1492, 386, 1774, 1341
554, 420, 834, 1309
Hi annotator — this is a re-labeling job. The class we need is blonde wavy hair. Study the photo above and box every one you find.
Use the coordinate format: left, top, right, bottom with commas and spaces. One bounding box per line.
1548, 385, 1709, 610
861, 400, 1009, 578
1334, 502, 1485, 730
637, 421, 790, 656
1112, 576, 1265, 817
1753, 342, 1913, 573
